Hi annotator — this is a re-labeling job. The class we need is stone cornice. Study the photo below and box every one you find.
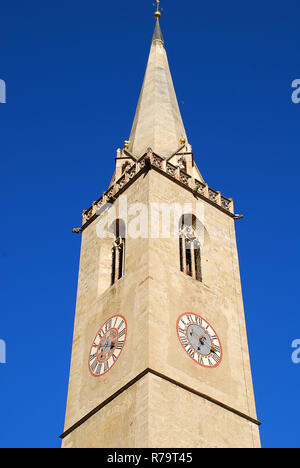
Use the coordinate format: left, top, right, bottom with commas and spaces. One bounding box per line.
59, 367, 261, 440
74, 152, 240, 234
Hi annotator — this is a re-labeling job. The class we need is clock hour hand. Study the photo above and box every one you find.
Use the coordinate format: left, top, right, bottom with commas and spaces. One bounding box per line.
198, 335, 206, 345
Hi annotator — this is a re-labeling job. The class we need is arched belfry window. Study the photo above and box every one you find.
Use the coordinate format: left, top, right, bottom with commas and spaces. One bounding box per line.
111, 219, 126, 285
179, 214, 202, 282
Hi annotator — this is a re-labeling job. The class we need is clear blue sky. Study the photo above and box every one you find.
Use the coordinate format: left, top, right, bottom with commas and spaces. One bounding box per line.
0, 0, 299, 448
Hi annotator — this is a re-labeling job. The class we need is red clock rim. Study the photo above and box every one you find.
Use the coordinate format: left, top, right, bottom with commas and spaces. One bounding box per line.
88, 314, 127, 377
176, 312, 223, 369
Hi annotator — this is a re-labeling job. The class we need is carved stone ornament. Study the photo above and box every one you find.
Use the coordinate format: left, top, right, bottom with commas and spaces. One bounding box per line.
179, 225, 197, 241
178, 156, 186, 169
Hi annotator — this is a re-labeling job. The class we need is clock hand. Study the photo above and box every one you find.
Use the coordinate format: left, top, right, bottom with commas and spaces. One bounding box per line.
200, 342, 217, 355
188, 328, 213, 351
195, 334, 216, 354
198, 335, 207, 346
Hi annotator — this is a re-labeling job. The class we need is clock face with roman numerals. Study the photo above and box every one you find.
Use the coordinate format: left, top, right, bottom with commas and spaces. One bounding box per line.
176, 313, 222, 368
88, 315, 127, 377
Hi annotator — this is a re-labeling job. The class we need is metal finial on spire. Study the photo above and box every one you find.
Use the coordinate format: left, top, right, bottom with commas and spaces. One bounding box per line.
154, 0, 162, 19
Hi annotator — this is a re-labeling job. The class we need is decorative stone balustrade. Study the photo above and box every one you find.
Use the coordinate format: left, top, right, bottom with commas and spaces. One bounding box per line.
81, 152, 234, 227
166, 162, 176, 177
179, 170, 191, 186
208, 187, 219, 203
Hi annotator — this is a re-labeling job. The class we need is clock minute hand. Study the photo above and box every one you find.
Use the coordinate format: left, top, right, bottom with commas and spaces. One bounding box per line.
198, 335, 206, 345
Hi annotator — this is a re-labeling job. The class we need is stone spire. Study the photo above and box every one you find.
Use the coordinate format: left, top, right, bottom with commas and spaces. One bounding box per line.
128, 16, 188, 159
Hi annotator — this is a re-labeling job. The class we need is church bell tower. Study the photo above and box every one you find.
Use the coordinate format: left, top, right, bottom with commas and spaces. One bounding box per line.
61, 6, 261, 448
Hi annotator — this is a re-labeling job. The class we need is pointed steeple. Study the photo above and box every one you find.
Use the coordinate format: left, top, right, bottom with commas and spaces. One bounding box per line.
128, 13, 188, 159
152, 18, 164, 43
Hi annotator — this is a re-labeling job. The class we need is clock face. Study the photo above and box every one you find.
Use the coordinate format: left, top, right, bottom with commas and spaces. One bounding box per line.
88, 315, 127, 377
176, 313, 222, 368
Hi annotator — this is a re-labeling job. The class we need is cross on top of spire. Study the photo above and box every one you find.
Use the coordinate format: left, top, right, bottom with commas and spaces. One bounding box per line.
154, 0, 162, 19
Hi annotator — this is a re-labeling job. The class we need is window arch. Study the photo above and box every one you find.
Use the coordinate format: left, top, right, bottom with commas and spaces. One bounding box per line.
110, 219, 126, 285
179, 214, 202, 282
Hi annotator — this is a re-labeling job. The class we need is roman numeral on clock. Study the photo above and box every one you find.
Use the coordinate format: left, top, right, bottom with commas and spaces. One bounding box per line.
91, 359, 98, 373
112, 353, 117, 362
104, 361, 109, 372
194, 315, 202, 326
89, 316, 127, 376
211, 353, 220, 363
113, 316, 118, 327
180, 336, 189, 348
198, 355, 204, 366
177, 314, 222, 368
